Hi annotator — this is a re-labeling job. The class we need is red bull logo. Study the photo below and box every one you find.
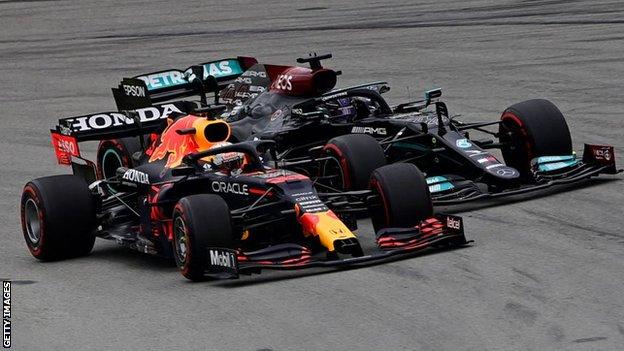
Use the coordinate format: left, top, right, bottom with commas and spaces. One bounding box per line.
149, 115, 236, 168
148, 115, 232, 168
149, 116, 199, 168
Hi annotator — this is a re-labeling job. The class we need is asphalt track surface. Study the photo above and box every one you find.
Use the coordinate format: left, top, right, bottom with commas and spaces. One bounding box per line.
1, 0, 623, 350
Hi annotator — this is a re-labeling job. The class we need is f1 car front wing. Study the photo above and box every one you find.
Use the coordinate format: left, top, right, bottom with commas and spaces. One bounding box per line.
432, 144, 621, 205
202, 214, 469, 279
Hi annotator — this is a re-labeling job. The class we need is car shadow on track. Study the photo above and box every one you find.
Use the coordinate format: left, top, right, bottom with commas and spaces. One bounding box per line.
436, 177, 620, 214
71, 241, 470, 285
87, 244, 178, 272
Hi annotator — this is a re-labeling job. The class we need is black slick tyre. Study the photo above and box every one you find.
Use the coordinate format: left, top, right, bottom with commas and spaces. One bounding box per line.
499, 99, 572, 179
20, 175, 97, 260
172, 194, 233, 281
369, 163, 433, 232
322, 134, 386, 190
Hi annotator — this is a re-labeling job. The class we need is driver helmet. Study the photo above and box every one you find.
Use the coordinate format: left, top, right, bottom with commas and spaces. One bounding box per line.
199, 142, 246, 174
336, 98, 357, 120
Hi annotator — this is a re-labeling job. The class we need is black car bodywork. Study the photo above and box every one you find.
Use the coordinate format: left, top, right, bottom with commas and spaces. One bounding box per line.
211, 55, 621, 204
102, 54, 619, 207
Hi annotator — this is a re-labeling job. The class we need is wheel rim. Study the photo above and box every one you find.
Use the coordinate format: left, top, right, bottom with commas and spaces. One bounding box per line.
173, 216, 189, 266
102, 149, 123, 178
24, 198, 41, 245
321, 156, 345, 190
102, 148, 123, 193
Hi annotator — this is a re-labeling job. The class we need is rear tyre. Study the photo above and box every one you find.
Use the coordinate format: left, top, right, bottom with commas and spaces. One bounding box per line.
322, 134, 386, 190
499, 99, 572, 179
369, 163, 433, 232
172, 194, 233, 281
96, 136, 144, 180
20, 175, 97, 260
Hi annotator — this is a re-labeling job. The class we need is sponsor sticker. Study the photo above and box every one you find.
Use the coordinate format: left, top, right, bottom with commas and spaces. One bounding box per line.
137, 60, 243, 91
64, 104, 183, 133
137, 71, 187, 91
589, 145, 613, 162
209, 249, 236, 268
241, 70, 267, 78
206, 248, 238, 278
296, 194, 328, 213
428, 182, 454, 193
351, 126, 387, 135
477, 156, 498, 164
274, 74, 293, 91
122, 169, 150, 184
495, 168, 517, 177
426, 176, 454, 193
201, 60, 243, 79
582, 144, 615, 167
535, 155, 575, 163
122, 84, 146, 97
321, 91, 348, 101
50, 131, 80, 165
425, 176, 449, 184
537, 161, 577, 172
211, 181, 249, 195
455, 138, 472, 148
445, 216, 462, 231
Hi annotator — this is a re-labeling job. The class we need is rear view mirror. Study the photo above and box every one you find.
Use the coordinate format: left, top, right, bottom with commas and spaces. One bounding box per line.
424, 88, 442, 106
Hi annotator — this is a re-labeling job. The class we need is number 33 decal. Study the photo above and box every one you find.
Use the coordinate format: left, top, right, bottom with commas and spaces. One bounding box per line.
275, 74, 292, 91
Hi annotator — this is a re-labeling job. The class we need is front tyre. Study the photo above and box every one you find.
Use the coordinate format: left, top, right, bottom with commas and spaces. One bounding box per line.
322, 134, 386, 190
20, 175, 97, 260
369, 163, 433, 232
499, 99, 573, 179
172, 194, 233, 281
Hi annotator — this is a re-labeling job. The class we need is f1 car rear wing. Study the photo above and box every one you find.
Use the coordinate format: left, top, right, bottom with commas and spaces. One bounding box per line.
113, 56, 258, 110
53, 101, 194, 143
50, 99, 203, 175
50, 57, 257, 168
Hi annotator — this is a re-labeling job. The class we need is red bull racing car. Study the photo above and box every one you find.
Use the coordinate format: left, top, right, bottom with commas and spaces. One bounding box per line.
20, 59, 468, 280
105, 54, 619, 206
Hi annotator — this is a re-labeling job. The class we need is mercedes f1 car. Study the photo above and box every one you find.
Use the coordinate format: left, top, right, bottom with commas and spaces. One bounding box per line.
103, 54, 620, 205
224, 55, 621, 204
20, 60, 468, 280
